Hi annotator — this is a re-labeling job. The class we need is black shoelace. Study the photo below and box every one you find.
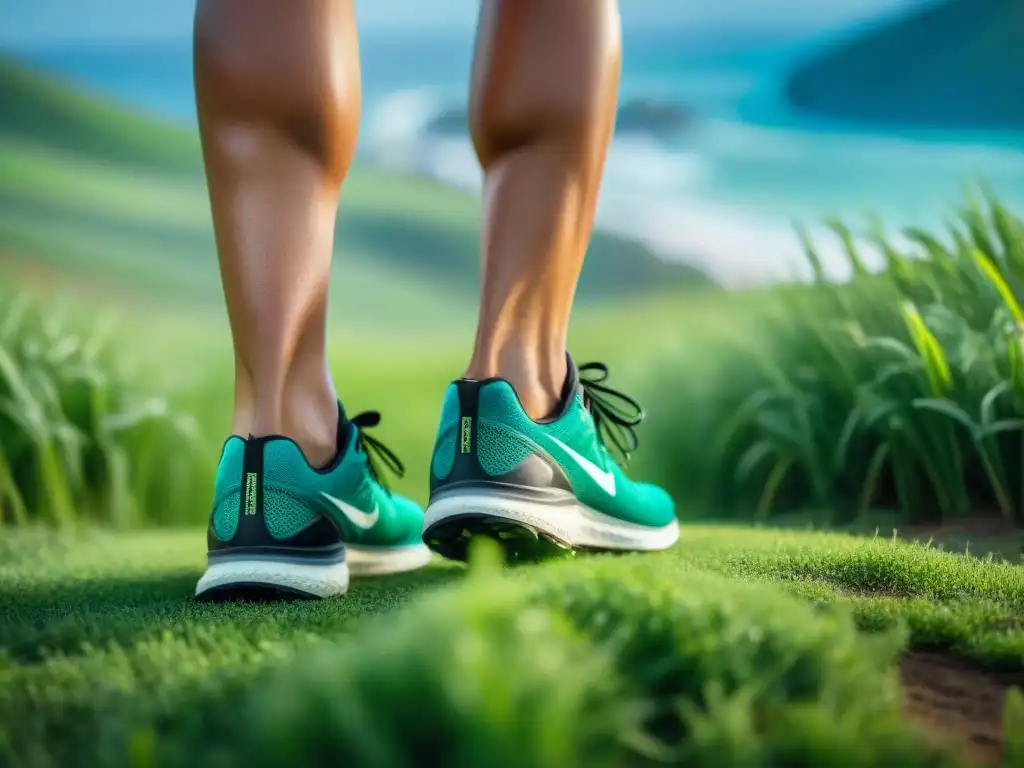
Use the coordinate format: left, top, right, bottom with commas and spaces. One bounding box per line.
578, 362, 644, 465
351, 411, 404, 493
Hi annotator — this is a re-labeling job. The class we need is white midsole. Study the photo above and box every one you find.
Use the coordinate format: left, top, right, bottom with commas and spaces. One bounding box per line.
423, 492, 679, 551
345, 543, 434, 576
194, 558, 350, 598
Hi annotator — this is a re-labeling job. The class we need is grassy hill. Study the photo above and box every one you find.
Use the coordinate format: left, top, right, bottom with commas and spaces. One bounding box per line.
0, 53, 201, 176
0, 54, 714, 324
785, 0, 1024, 131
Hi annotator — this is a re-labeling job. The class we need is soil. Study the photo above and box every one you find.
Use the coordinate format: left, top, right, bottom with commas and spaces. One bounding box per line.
902, 517, 1024, 562
893, 520, 1021, 764
900, 652, 1019, 765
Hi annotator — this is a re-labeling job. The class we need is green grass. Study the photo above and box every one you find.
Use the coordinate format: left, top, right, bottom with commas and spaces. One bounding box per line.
9, 524, 1024, 767
0, 290, 206, 527
0, 54, 201, 176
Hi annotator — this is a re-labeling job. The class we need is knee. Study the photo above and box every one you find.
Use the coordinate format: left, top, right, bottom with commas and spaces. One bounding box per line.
468, 1, 621, 168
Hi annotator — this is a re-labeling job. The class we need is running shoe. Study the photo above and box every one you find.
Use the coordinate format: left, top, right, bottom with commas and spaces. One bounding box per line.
196, 406, 430, 599
423, 355, 678, 561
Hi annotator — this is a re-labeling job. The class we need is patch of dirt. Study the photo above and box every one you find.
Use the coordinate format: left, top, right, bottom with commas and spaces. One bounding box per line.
902, 517, 1024, 562
905, 517, 1018, 539
900, 652, 1016, 765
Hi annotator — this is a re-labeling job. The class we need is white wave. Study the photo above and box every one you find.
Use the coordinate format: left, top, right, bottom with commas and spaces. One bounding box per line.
603, 136, 709, 192
420, 137, 480, 191
362, 87, 448, 171
594, 191, 906, 287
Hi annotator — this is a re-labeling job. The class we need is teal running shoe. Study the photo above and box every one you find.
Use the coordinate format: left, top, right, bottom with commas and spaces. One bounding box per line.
423, 356, 678, 561
196, 407, 430, 599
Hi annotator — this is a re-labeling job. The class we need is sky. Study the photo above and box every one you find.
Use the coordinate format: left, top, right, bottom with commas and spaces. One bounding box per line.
0, 0, 940, 47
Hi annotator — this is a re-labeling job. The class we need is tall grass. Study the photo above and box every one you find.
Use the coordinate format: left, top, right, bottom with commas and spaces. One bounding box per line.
0, 290, 207, 527
0, 277, 696, 528
648, 187, 1024, 526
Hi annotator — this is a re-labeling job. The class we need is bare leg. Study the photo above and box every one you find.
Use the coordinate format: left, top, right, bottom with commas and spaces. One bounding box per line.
464, 0, 621, 419
193, 0, 359, 466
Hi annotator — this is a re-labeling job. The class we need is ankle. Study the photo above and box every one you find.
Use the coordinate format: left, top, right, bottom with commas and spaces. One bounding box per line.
233, 377, 340, 467
280, 396, 340, 468
465, 345, 567, 420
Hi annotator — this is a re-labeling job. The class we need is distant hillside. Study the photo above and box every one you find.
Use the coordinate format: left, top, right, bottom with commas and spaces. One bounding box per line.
0, 54, 201, 175
785, 0, 1024, 130
0, 55, 714, 316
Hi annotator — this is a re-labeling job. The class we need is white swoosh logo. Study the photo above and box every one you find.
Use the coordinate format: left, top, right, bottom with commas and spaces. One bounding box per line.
545, 435, 616, 496
320, 492, 379, 530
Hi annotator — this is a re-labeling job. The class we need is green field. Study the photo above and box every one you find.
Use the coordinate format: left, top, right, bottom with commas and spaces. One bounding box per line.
3, 53, 1024, 767
3, 525, 1024, 767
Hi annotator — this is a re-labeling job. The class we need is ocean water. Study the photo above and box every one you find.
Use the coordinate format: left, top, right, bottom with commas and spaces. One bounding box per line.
13, 26, 1024, 286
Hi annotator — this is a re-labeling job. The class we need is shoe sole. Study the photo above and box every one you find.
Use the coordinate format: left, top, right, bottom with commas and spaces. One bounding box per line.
346, 543, 434, 576
422, 491, 680, 563
194, 543, 433, 600
195, 557, 350, 600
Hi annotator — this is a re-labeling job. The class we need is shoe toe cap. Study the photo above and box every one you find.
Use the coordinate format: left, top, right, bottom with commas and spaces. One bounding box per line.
390, 493, 427, 545
637, 482, 677, 527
